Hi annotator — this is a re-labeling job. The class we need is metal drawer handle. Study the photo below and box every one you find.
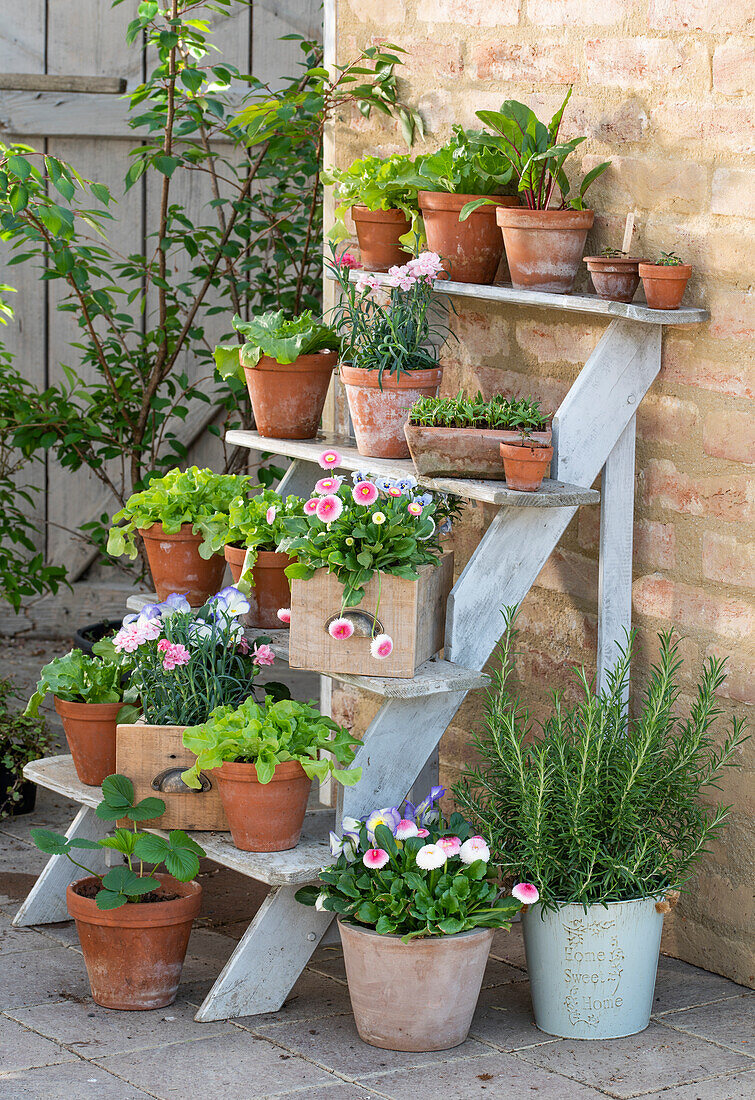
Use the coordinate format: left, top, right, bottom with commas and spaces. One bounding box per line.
151, 767, 211, 794
324, 609, 383, 637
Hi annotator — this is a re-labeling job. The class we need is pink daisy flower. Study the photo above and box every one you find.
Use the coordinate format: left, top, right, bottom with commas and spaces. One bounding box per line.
328, 617, 354, 641
416, 827, 430, 838
387, 485, 403, 497
315, 476, 341, 495
438, 836, 462, 857
277, 608, 291, 624
363, 848, 389, 870
265, 505, 277, 524
407, 501, 424, 516
304, 498, 319, 515
352, 480, 378, 506
395, 819, 419, 840
318, 449, 341, 470
512, 882, 540, 905
459, 836, 491, 864
251, 643, 275, 667
316, 494, 343, 523
370, 633, 393, 659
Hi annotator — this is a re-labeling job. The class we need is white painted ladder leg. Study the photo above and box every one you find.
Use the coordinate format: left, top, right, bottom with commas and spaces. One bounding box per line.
13, 805, 110, 927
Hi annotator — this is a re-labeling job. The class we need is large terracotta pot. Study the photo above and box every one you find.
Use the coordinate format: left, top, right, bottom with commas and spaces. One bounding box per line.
139, 524, 226, 607
243, 351, 338, 440
500, 442, 554, 492
54, 697, 121, 786
224, 544, 293, 629
404, 423, 552, 480
338, 919, 494, 1051
352, 206, 412, 271
419, 191, 518, 284
213, 759, 311, 852
340, 363, 442, 459
67, 874, 201, 1010
584, 256, 648, 303
639, 263, 692, 310
496, 207, 594, 293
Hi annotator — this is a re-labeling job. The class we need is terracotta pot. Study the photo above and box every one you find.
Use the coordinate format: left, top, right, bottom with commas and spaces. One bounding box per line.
54, 697, 121, 786
224, 544, 293, 629
352, 206, 412, 272
638, 263, 692, 310
404, 423, 552, 480
338, 919, 494, 1051
584, 256, 648, 303
340, 363, 442, 459
67, 874, 201, 1010
419, 191, 519, 284
500, 442, 554, 492
243, 351, 338, 440
139, 524, 226, 607
496, 207, 594, 293
213, 759, 311, 852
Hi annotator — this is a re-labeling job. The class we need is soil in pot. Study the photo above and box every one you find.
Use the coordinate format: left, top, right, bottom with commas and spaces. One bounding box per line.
72, 620, 123, 657
224, 545, 293, 629
54, 697, 121, 786
405, 423, 552, 479
67, 873, 201, 1010
139, 523, 226, 607
213, 759, 311, 851
352, 206, 411, 271
638, 263, 692, 310
419, 192, 518, 284
500, 442, 554, 492
339, 919, 494, 1051
584, 256, 648, 303
496, 208, 594, 293
243, 351, 338, 440
341, 364, 442, 459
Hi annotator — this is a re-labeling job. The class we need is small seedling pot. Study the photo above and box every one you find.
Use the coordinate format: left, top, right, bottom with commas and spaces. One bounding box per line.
139, 524, 226, 607
54, 697, 121, 786
340, 363, 442, 459
213, 759, 312, 851
352, 206, 412, 271
638, 263, 692, 310
500, 442, 554, 492
224, 545, 293, 629
243, 351, 338, 440
584, 256, 648, 303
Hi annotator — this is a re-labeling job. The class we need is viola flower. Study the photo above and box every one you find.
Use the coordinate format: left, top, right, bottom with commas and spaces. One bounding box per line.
315, 476, 342, 495
158, 592, 191, 617
328, 617, 354, 640
512, 882, 540, 905
414, 492, 434, 508
187, 620, 214, 646
330, 830, 358, 863
438, 836, 462, 858
214, 585, 251, 617
365, 806, 402, 841
395, 819, 419, 840
251, 643, 275, 666
363, 848, 390, 870
304, 497, 319, 515
352, 480, 379, 506
338, 251, 359, 269
459, 836, 491, 864
318, 449, 341, 470
407, 501, 424, 516
374, 475, 393, 493
415, 843, 447, 870
265, 505, 277, 524
370, 633, 393, 660
416, 827, 430, 838
396, 475, 418, 494
371, 511, 386, 525
315, 893, 328, 911
316, 494, 343, 523
277, 607, 291, 624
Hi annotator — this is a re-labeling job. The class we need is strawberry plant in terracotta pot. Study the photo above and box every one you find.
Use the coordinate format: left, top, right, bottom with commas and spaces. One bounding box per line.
215, 311, 340, 440
500, 439, 554, 492
181, 696, 361, 852
31, 774, 205, 1010
639, 252, 692, 310
584, 248, 648, 303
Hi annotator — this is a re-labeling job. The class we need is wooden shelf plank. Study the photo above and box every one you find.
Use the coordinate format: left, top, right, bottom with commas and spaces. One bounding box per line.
225, 430, 600, 507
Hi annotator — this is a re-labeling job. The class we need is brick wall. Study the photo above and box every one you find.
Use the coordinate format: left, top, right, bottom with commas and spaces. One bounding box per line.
329, 0, 754, 986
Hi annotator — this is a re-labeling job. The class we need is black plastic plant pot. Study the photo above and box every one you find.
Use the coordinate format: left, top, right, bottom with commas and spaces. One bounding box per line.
0, 765, 37, 816
72, 619, 123, 657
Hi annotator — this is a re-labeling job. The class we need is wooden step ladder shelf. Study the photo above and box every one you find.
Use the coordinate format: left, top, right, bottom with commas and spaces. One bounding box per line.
18, 282, 709, 1023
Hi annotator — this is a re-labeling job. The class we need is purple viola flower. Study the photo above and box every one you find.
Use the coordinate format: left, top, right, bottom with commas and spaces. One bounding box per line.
365, 806, 402, 842
158, 593, 191, 617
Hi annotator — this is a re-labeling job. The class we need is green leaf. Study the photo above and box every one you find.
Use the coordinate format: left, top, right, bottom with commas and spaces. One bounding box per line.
133, 833, 170, 864
101, 774, 135, 809
127, 796, 166, 822
31, 828, 71, 855
7, 155, 31, 180
94, 889, 127, 910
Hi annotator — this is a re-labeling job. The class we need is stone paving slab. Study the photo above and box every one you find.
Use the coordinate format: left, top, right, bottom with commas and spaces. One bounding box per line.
0, 1060, 157, 1099
1, 941, 92, 1010
0, 912, 54, 955
658, 995, 755, 1054
0, 1014, 76, 1075
652, 956, 753, 1015
467, 982, 561, 1052
634, 1071, 755, 1100
228, 969, 352, 1026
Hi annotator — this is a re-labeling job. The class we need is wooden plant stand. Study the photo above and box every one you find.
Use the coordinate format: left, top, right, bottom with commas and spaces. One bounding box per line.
16, 282, 707, 1021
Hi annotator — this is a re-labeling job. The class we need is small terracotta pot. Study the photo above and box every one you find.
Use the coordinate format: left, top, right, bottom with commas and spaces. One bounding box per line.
340, 363, 442, 459
500, 442, 554, 492
419, 191, 519, 284
67, 874, 201, 1010
638, 263, 692, 310
352, 206, 412, 271
139, 524, 226, 607
213, 759, 311, 851
224, 544, 293, 629
404, 423, 552, 480
584, 256, 648, 303
243, 350, 338, 440
496, 207, 594, 293
54, 697, 121, 786
339, 919, 494, 1051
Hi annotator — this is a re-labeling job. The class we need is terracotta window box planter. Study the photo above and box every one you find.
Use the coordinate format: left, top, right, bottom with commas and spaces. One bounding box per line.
500, 441, 554, 492
288, 554, 454, 678
496, 207, 594, 294
213, 759, 311, 852
224, 544, 293, 629
418, 191, 518, 284
54, 697, 121, 787
405, 422, 552, 480
340, 363, 442, 459
638, 263, 692, 310
584, 255, 649, 303
243, 350, 338, 440
139, 523, 226, 607
351, 205, 412, 272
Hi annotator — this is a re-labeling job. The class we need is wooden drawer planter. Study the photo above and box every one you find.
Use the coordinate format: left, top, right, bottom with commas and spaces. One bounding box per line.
116, 722, 229, 831
288, 554, 454, 679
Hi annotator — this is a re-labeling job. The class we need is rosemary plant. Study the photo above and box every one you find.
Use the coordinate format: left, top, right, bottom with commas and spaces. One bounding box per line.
455, 613, 747, 910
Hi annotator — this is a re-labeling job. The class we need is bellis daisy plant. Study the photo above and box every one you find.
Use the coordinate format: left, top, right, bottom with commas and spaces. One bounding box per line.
296, 787, 531, 940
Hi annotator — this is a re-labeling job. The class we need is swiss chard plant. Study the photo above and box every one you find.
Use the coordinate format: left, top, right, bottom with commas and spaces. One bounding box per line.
200, 489, 306, 582
25, 650, 126, 719
214, 311, 340, 384
412, 126, 516, 202
408, 392, 548, 432
323, 153, 422, 249
181, 695, 362, 790
106, 466, 249, 561
31, 774, 205, 909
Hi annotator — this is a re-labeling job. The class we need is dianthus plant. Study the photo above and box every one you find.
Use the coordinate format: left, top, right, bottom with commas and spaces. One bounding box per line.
101, 587, 289, 727
296, 786, 533, 941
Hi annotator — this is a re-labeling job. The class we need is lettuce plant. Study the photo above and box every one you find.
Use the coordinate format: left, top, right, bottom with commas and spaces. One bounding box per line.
214, 310, 340, 384
25, 649, 126, 718
106, 466, 249, 560
31, 774, 204, 910
412, 126, 516, 198
323, 153, 422, 249
200, 489, 306, 581
181, 695, 362, 790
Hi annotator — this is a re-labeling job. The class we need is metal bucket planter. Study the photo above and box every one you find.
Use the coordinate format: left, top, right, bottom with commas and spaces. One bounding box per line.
522, 897, 665, 1039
